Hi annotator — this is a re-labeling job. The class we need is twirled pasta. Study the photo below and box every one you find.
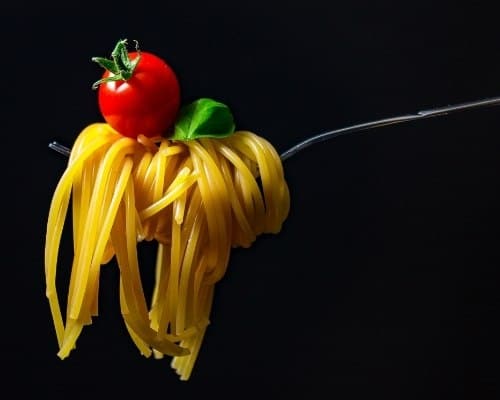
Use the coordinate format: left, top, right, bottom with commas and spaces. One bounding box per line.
45, 123, 289, 379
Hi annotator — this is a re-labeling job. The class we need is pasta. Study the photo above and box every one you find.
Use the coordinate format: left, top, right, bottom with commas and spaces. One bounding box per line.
45, 122, 290, 380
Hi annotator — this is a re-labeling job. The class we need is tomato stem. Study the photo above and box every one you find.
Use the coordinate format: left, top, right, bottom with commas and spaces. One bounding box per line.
91, 39, 141, 89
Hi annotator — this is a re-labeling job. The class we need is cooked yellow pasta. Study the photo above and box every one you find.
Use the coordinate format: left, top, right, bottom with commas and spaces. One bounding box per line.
45, 122, 289, 380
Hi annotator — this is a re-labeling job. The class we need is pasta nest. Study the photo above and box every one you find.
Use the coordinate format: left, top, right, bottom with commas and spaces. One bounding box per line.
45, 123, 290, 379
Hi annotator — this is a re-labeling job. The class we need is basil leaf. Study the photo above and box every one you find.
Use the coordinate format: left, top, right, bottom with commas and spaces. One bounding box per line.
172, 98, 235, 141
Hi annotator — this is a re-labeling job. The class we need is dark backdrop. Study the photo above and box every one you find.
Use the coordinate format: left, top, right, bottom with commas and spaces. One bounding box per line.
2, 2, 498, 399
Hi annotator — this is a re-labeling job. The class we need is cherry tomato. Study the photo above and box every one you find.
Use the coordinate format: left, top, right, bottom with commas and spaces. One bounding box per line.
94, 41, 180, 139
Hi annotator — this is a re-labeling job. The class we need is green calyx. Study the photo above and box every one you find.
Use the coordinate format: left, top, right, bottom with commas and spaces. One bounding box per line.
91, 39, 141, 89
172, 98, 236, 141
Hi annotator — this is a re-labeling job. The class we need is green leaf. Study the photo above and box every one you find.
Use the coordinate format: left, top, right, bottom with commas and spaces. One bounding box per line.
172, 98, 235, 141
91, 57, 119, 74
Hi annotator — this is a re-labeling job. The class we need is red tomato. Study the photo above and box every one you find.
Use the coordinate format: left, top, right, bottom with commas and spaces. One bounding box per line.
96, 51, 180, 139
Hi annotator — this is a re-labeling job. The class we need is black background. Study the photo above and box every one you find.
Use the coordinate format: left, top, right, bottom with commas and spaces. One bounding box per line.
1, 1, 499, 399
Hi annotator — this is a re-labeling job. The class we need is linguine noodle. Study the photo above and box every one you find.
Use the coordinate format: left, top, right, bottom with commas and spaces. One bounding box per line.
45, 123, 289, 380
